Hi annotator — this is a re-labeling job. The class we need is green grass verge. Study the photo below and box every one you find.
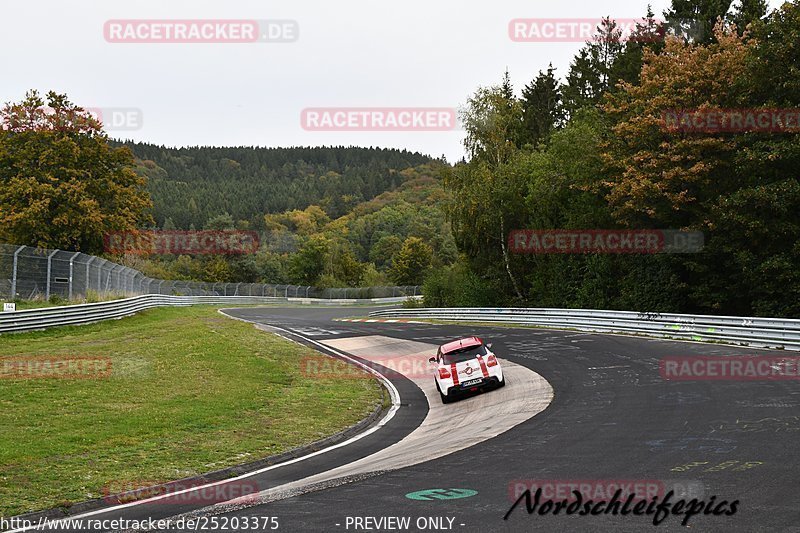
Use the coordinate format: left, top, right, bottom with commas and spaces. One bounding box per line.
0, 306, 384, 517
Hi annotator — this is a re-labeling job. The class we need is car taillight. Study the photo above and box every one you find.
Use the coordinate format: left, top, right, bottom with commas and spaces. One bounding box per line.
486, 354, 498, 367
438, 367, 451, 379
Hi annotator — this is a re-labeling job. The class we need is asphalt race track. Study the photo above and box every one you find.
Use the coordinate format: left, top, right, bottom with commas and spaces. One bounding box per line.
21, 305, 800, 533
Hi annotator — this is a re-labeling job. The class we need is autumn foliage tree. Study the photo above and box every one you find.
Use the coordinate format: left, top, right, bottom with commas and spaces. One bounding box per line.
601, 26, 751, 228
390, 237, 433, 286
601, 17, 800, 315
0, 90, 152, 253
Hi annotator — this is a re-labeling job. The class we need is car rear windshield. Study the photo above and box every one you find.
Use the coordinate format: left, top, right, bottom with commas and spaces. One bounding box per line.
442, 344, 487, 365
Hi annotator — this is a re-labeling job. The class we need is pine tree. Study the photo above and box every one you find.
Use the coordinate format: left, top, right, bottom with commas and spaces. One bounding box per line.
520, 64, 565, 147
729, 0, 768, 33
562, 18, 625, 116
664, 0, 734, 43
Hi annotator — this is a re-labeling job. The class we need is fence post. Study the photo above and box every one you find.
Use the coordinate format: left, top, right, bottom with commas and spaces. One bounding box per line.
45, 249, 58, 300
103, 264, 111, 293
306, 286, 311, 298
85, 257, 95, 298
97, 259, 106, 293
111, 265, 125, 292
68, 251, 80, 300
10, 245, 25, 300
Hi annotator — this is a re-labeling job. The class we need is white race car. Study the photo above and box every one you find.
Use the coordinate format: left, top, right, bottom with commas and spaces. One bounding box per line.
429, 336, 505, 404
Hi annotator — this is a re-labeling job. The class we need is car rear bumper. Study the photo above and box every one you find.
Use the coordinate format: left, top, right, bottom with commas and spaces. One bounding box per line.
446, 376, 502, 396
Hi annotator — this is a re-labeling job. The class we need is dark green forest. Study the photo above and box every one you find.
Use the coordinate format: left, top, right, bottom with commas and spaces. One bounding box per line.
121, 143, 435, 230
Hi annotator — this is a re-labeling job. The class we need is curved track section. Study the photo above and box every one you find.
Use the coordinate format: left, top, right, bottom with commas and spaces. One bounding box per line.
213, 307, 799, 532
15, 305, 798, 532
219, 334, 552, 507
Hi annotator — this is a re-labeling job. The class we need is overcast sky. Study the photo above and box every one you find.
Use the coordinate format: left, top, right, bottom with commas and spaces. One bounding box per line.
1, 0, 784, 162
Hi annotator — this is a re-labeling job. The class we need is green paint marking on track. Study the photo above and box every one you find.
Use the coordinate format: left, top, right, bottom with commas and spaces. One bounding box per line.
405, 488, 478, 501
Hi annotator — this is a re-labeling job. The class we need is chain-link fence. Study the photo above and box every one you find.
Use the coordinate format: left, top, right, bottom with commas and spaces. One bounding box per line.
0, 244, 421, 301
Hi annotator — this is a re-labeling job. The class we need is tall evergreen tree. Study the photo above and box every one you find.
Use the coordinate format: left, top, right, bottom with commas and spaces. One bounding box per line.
613, 6, 668, 86
520, 64, 564, 147
562, 18, 625, 116
729, 0, 768, 33
664, 0, 734, 42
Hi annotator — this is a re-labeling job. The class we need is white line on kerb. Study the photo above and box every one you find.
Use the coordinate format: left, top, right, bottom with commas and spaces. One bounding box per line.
6, 316, 401, 533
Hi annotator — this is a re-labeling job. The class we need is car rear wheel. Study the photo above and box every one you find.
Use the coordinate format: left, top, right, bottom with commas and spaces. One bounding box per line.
436, 379, 452, 404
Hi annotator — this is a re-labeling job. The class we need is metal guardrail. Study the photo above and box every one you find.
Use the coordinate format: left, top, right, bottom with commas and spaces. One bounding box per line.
367, 308, 800, 351
0, 295, 417, 334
